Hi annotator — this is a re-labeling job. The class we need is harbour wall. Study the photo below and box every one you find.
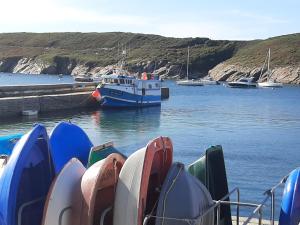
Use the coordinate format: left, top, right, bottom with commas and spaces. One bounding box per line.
0, 83, 169, 118
0, 83, 99, 118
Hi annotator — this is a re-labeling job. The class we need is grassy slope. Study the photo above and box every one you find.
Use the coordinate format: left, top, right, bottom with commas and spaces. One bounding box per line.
225, 33, 300, 67
0, 32, 237, 70
0, 32, 298, 72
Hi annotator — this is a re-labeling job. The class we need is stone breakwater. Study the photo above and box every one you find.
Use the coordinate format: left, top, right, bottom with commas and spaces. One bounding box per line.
0, 83, 98, 118
209, 63, 300, 84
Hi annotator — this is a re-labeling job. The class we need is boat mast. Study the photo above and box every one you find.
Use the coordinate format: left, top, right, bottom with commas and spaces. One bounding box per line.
187, 46, 189, 81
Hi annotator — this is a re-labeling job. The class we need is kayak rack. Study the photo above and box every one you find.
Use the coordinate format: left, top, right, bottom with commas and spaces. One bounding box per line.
143, 174, 289, 225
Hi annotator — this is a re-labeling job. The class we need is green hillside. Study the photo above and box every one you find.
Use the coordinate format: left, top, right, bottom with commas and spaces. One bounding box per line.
0, 32, 298, 76
0, 32, 239, 74
226, 33, 300, 67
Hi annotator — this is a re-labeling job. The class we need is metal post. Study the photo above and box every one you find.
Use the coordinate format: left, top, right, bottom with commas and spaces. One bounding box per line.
258, 207, 262, 225
216, 204, 220, 225
271, 191, 275, 225
237, 188, 240, 225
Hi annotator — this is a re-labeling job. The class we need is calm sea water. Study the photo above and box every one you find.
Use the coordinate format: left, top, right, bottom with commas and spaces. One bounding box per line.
0, 72, 74, 85
1, 73, 300, 219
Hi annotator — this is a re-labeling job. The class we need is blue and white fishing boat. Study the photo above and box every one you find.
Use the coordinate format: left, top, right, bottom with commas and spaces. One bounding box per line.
95, 73, 162, 107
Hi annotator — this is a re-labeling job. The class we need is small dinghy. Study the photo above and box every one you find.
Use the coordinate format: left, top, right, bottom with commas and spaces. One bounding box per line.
87, 142, 125, 167
41, 158, 86, 225
154, 162, 214, 225
50, 121, 93, 174
113, 136, 173, 225
0, 124, 55, 225
279, 168, 300, 225
80, 153, 125, 225
0, 134, 22, 156
188, 145, 232, 225
0, 134, 22, 173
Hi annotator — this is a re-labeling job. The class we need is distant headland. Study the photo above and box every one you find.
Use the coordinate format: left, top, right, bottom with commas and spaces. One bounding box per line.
0, 32, 299, 84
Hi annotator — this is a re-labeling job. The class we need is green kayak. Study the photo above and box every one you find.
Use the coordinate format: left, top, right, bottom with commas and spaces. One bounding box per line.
188, 145, 232, 225
87, 142, 124, 167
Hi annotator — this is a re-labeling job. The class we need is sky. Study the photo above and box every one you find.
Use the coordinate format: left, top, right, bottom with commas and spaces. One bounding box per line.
0, 0, 299, 40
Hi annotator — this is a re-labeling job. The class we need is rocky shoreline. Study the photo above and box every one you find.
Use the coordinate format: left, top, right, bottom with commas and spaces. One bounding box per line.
209, 63, 300, 84
1, 56, 299, 84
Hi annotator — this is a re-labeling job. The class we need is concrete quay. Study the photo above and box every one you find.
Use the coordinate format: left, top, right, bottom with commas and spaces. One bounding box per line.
0, 83, 99, 118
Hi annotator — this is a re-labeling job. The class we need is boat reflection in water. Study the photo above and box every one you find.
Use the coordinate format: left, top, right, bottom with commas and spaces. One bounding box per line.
91, 106, 161, 134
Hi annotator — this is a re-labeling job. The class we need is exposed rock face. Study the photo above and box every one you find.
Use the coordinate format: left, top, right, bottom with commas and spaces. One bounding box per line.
209, 63, 300, 84
0, 56, 299, 84
13, 58, 51, 74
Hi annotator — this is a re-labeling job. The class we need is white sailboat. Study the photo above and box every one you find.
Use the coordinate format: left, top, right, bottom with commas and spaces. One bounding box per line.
177, 47, 203, 86
258, 49, 283, 88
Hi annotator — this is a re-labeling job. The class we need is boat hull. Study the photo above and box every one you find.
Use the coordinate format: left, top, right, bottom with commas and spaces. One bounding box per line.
80, 153, 125, 225
0, 125, 55, 225
188, 145, 232, 225
279, 168, 300, 225
155, 162, 214, 225
113, 136, 173, 225
98, 87, 161, 107
258, 82, 283, 88
227, 83, 257, 88
49, 122, 93, 174
87, 142, 125, 167
176, 81, 203, 86
42, 158, 86, 225
0, 134, 22, 156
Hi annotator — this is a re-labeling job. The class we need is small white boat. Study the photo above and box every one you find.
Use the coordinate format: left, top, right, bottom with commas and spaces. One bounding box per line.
258, 80, 283, 88
74, 76, 94, 82
22, 110, 38, 116
176, 79, 204, 86
200, 76, 219, 85
258, 49, 283, 88
227, 77, 257, 88
177, 46, 204, 86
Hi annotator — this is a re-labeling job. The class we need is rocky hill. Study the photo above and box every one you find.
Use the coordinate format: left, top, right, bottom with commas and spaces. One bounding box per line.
209, 33, 300, 84
0, 32, 299, 84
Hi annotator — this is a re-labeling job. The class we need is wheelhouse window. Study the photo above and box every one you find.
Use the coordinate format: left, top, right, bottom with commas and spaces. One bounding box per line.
114, 79, 118, 84
120, 79, 125, 84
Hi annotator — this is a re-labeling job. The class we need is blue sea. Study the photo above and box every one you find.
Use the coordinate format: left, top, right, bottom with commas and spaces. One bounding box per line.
1, 72, 300, 219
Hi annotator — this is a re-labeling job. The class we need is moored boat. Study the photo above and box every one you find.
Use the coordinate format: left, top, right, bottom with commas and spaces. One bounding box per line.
177, 46, 204, 86
154, 162, 214, 225
176, 79, 204, 86
80, 153, 125, 225
96, 74, 162, 107
0, 134, 22, 174
227, 77, 257, 88
49, 121, 93, 174
113, 136, 173, 225
188, 145, 232, 225
0, 124, 55, 225
279, 168, 300, 225
258, 49, 283, 88
42, 158, 86, 225
74, 76, 94, 82
87, 141, 125, 167
200, 76, 220, 85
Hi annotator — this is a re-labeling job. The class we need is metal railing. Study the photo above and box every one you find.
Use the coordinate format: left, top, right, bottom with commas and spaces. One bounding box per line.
143, 172, 290, 225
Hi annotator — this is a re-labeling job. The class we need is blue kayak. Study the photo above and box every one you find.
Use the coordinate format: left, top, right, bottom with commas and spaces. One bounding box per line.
0, 134, 22, 156
279, 168, 300, 225
49, 121, 93, 174
0, 124, 55, 225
